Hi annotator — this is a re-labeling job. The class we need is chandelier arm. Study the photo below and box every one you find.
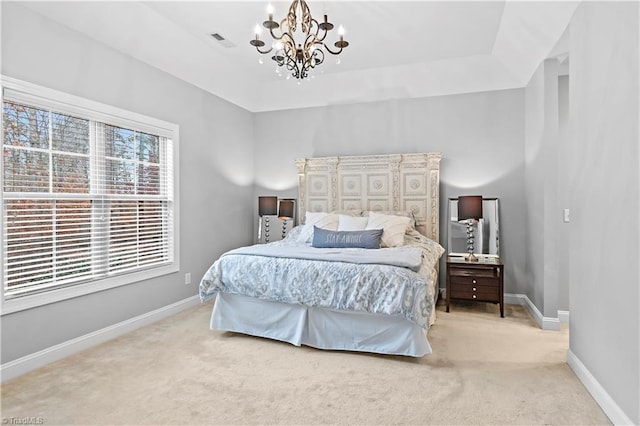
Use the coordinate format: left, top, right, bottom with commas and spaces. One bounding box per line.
284, 46, 295, 61
303, 59, 313, 73
255, 46, 274, 55
286, 56, 302, 79
323, 44, 343, 55
303, 35, 319, 55
287, 0, 300, 32
312, 49, 325, 67
309, 18, 321, 39
274, 53, 285, 66
282, 39, 296, 65
286, 12, 297, 34
301, 20, 322, 62
310, 19, 329, 43
298, 0, 312, 34
280, 32, 296, 54
315, 30, 328, 43
268, 25, 286, 41
286, 58, 296, 72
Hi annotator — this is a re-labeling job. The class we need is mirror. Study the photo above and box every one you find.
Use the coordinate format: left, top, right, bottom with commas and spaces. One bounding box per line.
447, 198, 500, 257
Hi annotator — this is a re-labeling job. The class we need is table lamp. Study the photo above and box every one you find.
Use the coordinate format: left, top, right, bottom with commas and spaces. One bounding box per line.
258, 196, 278, 242
278, 199, 295, 239
458, 195, 483, 261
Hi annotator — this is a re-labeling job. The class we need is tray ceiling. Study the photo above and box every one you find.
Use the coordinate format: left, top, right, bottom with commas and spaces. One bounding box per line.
17, 1, 578, 112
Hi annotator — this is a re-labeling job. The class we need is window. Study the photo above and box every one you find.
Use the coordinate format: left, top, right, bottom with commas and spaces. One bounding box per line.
1, 77, 179, 313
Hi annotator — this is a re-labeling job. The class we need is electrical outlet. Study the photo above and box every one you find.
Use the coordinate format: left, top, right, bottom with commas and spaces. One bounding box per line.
184, 272, 191, 285
563, 209, 570, 223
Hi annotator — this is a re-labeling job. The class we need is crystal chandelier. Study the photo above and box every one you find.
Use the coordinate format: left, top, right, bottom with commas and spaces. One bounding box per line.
250, 1, 349, 80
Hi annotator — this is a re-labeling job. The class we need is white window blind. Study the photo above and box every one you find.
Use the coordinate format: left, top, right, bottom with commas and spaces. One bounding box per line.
2, 82, 177, 303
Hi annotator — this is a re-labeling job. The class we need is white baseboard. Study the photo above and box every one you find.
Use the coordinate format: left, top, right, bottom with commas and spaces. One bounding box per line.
0, 295, 200, 383
558, 310, 570, 324
504, 293, 561, 330
567, 350, 635, 425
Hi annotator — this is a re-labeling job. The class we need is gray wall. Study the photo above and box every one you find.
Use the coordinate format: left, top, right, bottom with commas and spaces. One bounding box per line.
524, 60, 546, 313
557, 75, 570, 313
1, 3, 255, 363
253, 90, 527, 293
524, 58, 565, 318
568, 2, 639, 423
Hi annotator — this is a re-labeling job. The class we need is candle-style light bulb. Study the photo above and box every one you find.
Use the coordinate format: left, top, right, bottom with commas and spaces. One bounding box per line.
267, 4, 274, 21
254, 24, 262, 37
338, 25, 345, 37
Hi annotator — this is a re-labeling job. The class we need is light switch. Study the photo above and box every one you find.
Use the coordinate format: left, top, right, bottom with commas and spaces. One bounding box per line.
563, 209, 570, 223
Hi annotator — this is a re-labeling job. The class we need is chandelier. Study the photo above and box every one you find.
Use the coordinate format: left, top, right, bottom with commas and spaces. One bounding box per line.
249, 1, 349, 80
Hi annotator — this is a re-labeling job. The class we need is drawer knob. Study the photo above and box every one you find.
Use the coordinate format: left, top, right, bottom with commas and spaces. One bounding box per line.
472, 287, 477, 291
472, 279, 477, 284
472, 295, 477, 299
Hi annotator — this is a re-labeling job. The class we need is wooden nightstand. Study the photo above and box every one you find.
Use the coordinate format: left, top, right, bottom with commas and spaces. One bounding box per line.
446, 256, 504, 317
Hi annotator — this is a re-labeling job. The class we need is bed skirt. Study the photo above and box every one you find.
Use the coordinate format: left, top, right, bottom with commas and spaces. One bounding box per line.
210, 292, 432, 357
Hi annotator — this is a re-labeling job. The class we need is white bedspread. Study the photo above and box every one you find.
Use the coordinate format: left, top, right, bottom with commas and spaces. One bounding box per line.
199, 229, 444, 329
224, 244, 423, 271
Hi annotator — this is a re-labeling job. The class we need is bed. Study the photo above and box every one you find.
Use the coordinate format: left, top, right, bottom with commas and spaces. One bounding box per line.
199, 153, 443, 357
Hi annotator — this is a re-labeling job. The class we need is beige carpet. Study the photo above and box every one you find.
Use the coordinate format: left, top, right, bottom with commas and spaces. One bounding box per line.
1, 300, 611, 425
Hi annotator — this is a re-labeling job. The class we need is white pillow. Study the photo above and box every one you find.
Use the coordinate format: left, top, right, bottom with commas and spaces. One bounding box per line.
363, 210, 416, 229
299, 212, 339, 243
366, 211, 411, 247
337, 215, 368, 231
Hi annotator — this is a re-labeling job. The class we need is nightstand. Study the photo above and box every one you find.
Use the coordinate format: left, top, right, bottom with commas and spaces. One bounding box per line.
446, 256, 504, 317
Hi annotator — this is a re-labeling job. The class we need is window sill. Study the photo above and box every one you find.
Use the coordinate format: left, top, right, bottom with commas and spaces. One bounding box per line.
1, 263, 179, 315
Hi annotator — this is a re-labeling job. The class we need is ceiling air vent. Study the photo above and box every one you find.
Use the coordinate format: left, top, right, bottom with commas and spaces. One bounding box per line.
209, 32, 236, 48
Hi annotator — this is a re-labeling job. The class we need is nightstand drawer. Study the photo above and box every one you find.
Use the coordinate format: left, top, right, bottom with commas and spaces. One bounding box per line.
449, 266, 501, 279
449, 275, 499, 288
450, 283, 500, 301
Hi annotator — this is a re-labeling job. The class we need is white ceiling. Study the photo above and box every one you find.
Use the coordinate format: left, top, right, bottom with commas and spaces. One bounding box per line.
19, 1, 579, 112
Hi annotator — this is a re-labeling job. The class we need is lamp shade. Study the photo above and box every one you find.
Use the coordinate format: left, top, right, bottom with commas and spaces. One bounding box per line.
278, 199, 295, 220
258, 196, 278, 216
458, 195, 483, 221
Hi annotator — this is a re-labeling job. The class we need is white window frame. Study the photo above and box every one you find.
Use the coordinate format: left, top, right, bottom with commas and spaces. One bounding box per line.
0, 76, 180, 315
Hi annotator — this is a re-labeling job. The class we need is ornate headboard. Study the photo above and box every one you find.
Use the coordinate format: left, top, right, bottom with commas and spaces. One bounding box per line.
295, 153, 442, 242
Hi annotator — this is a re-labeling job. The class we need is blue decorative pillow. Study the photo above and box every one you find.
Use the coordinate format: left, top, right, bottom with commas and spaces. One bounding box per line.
312, 226, 383, 249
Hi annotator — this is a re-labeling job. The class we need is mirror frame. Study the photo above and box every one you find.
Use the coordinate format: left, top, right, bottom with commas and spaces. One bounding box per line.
447, 197, 500, 258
